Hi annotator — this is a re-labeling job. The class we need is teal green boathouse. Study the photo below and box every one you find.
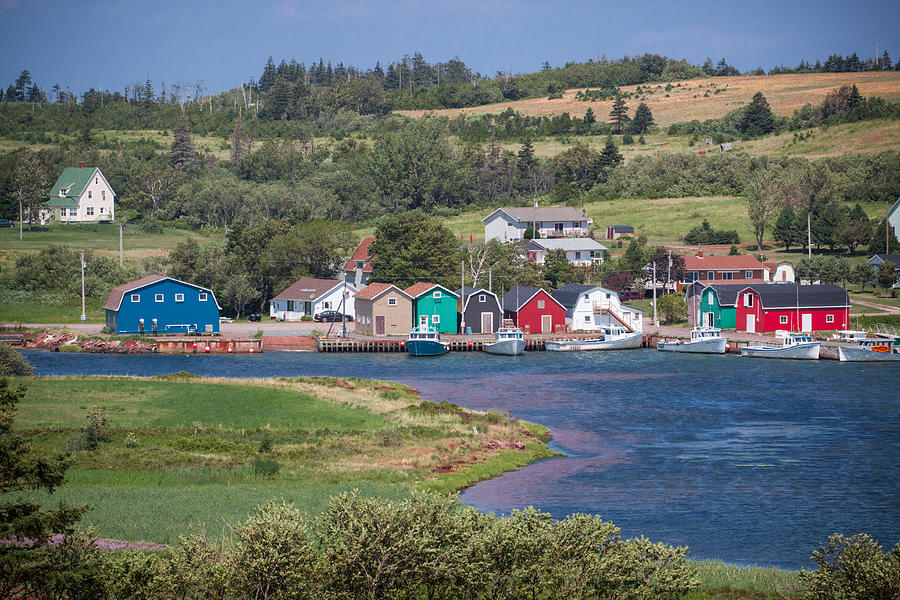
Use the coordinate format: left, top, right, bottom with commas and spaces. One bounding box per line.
404, 283, 460, 334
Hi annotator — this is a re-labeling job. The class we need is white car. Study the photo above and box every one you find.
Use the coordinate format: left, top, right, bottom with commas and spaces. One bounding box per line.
219, 316, 233, 324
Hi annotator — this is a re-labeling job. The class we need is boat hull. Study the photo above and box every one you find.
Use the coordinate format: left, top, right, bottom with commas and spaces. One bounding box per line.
484, 338, 526, 356
838, 345, 900, 362
405, 339, 449, 356
657, 337, 727, 354
546, 333, 642, 351
741, 342, 820, 360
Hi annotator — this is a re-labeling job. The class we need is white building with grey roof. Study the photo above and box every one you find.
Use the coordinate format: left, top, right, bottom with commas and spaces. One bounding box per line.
523, 238, 607, 266
482, 205, 592, 242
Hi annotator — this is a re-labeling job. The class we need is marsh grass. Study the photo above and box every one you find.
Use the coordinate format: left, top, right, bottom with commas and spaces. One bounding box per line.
13, 375, 556, 543
688, 560, 802, 599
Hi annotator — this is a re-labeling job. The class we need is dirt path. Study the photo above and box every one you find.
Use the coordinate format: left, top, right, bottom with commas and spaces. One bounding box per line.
849, 299, 900, 314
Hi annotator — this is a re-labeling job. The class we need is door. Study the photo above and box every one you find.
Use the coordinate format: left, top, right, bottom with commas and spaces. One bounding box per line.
541, 314, 552, 334
745, 314, 755, 333
704, 312, 714, 327
481, 312, 493, 334
419, 314, 429, 327
375, 315, 385, 335
801, 313, 812, 332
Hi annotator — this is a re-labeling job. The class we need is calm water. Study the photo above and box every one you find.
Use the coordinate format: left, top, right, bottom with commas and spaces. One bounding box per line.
21, 348, 900, 569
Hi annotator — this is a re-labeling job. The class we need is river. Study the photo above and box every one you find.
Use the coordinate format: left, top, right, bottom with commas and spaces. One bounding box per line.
20, 348, 900, 569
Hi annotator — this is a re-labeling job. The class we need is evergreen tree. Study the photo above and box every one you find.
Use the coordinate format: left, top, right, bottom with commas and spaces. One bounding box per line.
265, 77, 292, 119
811, 202, 842, 251
630, 102, 654, 134
230, 118, 250, 169
168, 116, 200, 172
740, 91, 776, 136
583, 107, 596, 125
13, 70, 32, 102
517, 139, 536, 182
609, 95, 628, 134
868, 221, 899, 255
597, 137, 623, 172
259, 56, 277, 92
773, 205, 799, 251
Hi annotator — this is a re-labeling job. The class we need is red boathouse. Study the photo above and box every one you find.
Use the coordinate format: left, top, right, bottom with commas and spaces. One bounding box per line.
735, 284, 850, 333
500, 285, 566, 334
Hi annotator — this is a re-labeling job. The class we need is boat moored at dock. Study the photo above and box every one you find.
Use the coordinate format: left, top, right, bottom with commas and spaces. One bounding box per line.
657, 327, 728, 354
404, 326, 450, 356
483, 327, 526, 356
545, 325, 642, 351
741, 332, 820, 360
838, 337, 900, 362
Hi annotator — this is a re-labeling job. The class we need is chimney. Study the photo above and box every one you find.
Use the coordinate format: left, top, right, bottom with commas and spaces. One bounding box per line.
698, 249, 703, 258
78, 161, 84, 169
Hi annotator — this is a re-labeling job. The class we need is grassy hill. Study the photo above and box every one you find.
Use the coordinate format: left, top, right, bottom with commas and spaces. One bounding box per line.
396, 72, 900, 125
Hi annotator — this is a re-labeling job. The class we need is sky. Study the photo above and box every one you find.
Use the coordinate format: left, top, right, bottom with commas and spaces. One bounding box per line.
1, 0, 899, 97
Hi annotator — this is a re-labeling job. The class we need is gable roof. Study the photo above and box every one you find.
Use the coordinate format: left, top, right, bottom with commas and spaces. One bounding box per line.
456, 287, 501, 311
483, 206, 590, 224
354, 282, 412, 301
869, 254, 900, 268
403, 282, 459, 299
526, 238, 608, 252
48, 167, 96, 199
739, 284, 849, 309
683, 254, 764, 271
500, 285, 565, 312
273, 277, 347, 301
702, 283, 755, 307
103, 275, 221, 311
550, 284, 601, 308
607, 225, 634, 233
342, 236, 375, 273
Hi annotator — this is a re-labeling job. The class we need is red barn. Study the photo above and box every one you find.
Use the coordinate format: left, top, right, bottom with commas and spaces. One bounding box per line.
735, 284, 850, 333
500, 286, 566, 334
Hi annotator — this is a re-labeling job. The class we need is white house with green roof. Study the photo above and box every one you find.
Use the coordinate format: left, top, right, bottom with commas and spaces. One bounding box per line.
44, 165, 116, 223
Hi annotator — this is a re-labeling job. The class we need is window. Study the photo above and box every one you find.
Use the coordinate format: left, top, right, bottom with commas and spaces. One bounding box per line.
478, 294, 485, 302
131, 294, 140, 303
745, 270, 753, 279
86, 207, 94, 216
584, 315, 590, 322
355, 260, 365, 269
287, 300, 294, 312
95, 177, 98, 184
432, 315, 440, 324
199, 292, 208, 302
780, 315, 788, 325
99, 207, 105, 214
707, 294, 714, 305
555, 223, 563, 232
707, 271, 715, 280
155, 294, 164, 302
88, 191, 92, 199
433, 291, 441, 299
388, 298, 397, 306
101, 190, 106, 200
722, 272, 733, 280
323, 301, 331, 309
826, 314, 834, 323
537, 299, 545, 309
175, 293, 184, 302
574, 252, 581, 260
744, 293, 753, 307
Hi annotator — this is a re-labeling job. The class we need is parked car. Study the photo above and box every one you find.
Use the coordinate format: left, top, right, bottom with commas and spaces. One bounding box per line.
219, 316, 233, 324
0, 219, 13, 228
618, 289, 643, 301
247, 313, 261, 322
314, 310, 352, 322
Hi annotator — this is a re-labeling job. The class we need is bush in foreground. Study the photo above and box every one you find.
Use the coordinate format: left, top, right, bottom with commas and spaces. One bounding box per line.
0, 344, 34, 376
799, 533, 900, 600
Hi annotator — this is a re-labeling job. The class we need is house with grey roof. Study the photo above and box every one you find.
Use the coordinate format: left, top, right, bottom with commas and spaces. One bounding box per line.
44, 163, 115, 224
867, 254, 900, 287
551, 284, 642, 332
523, 237, 607, 266
482, 205, 592, 242
269, 277, 357, 321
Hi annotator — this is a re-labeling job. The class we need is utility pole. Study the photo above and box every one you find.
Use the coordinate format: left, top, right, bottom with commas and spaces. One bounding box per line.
119, 223, 125, 266
887, 199, 891, 255
807, 213, 812, 260
532, 194, 537, 239
80, 253, 86, 323
460, 260, 466, 334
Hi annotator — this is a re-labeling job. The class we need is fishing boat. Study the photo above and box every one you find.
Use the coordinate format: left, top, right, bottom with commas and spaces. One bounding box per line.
483, 327, 526, 356
545, 325, 642, 351
404, 326, 450, 356
657, 327, 727, 354
740, 332, 820, 360
838, 337, 900, 362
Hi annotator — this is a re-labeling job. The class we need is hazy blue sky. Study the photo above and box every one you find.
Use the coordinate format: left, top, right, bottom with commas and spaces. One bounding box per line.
1, 0, 898, 96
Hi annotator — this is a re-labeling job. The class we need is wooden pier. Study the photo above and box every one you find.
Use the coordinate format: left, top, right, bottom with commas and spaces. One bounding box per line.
318, 334, 603, 353
155, 338, 263, 354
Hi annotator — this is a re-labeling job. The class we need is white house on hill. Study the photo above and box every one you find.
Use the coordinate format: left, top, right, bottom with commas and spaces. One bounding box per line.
483, 205, 592, 242
44, 164, 116, 224
523, 238, 607, 266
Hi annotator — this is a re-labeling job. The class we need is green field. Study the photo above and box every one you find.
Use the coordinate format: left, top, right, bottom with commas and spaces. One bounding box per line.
12, 375, 556, 544
0, 221, 219, 253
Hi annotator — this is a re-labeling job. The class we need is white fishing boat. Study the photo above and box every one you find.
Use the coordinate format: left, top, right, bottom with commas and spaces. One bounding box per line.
831, 330, 868, 342
545, 325, 642, 351
741, 332, 820, 360
838, 338, 900, 362
483, 327, 526, 356
657, 327, 727, 354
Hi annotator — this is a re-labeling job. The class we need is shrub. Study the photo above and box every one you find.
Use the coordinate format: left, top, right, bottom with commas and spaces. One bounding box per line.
799, 533, 900, 600
258, 433, 273, 454
300, 315, 313, 321
59, 344, 83, 353
0, 344, 34, 376
251, 456, 280, 477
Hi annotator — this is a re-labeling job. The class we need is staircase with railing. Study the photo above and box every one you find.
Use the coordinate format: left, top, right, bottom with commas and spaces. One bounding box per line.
592, 302, 636, 333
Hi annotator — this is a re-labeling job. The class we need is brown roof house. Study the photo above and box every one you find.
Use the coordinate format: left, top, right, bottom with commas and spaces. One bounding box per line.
677, 251, 766, 291
343, 236, 375, 287
269, 277, 357, 321
353, 282, 413, 336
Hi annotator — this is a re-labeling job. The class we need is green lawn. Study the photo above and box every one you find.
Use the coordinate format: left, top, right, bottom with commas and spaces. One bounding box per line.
0, 222, 219, 253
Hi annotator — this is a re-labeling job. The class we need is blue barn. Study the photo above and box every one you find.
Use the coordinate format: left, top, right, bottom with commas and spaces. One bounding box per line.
104, 275, 221, 335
